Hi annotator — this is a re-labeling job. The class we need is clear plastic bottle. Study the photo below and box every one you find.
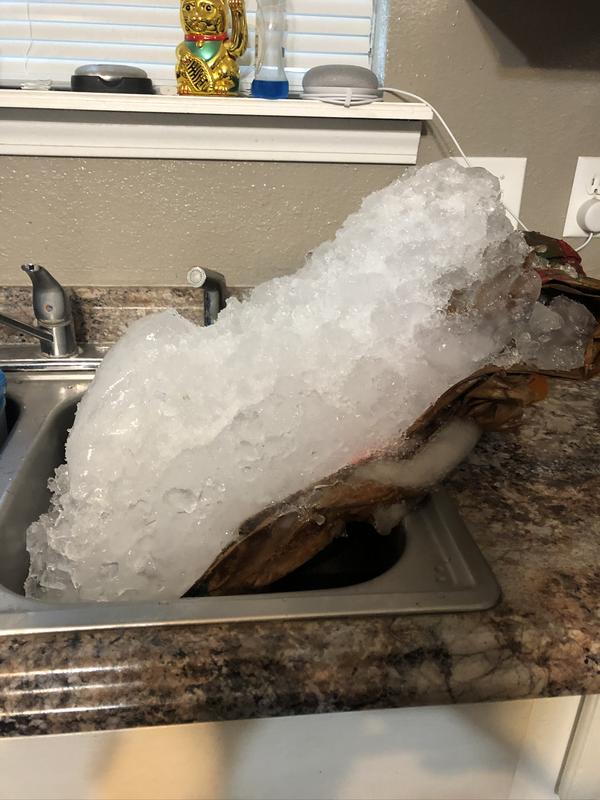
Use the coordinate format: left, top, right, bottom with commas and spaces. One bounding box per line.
251, 0, 289, 99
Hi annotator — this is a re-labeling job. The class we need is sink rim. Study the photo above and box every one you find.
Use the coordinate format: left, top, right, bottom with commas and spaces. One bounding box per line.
0, 361, 501, 635
0, 342, 107, 373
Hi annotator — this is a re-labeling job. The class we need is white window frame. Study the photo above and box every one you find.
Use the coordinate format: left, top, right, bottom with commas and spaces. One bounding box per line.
1, 0, 380, 93
0, 0, 431, 164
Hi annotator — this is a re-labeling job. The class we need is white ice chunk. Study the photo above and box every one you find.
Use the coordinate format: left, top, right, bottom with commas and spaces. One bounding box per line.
26, 160, 541, 603
516, 296, 596, 371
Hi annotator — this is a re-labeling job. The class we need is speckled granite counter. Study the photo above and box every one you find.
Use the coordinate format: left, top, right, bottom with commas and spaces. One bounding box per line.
0, 378, 598, 737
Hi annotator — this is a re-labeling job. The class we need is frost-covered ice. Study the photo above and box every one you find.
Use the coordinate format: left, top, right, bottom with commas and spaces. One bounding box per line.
26, 161, 548, 602
516, 296, 596, 371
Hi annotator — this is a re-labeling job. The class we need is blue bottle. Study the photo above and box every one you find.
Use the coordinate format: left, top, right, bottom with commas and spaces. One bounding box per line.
251, 0, 289, 99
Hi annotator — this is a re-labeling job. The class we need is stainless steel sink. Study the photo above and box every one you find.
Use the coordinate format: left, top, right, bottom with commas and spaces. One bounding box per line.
0, 350, 500, 635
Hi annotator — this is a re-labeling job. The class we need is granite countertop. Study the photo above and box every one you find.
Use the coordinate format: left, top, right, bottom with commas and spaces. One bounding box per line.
0, 378, 598, 737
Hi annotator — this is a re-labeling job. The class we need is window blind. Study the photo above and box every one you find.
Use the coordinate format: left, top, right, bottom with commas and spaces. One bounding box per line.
0, 0, 376, 93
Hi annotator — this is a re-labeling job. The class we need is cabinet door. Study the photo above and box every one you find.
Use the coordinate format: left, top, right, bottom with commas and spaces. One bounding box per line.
0, 696, 582, 800
558, 696, 600, 800
214, 697, 579, 800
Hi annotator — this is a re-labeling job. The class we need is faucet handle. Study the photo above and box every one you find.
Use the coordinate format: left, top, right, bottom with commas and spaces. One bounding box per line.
21, 263, 72, 325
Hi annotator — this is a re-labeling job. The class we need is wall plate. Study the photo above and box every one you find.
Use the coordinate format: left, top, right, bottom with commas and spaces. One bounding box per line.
452, 157, 527, 228
563, 157, 600, 237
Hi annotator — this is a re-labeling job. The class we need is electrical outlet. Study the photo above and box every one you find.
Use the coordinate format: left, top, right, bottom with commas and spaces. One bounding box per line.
563, 157, 600, 237
451, 157, 527, 228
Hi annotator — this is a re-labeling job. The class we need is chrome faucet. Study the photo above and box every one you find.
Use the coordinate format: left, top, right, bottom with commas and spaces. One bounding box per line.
0, 264, 77, 358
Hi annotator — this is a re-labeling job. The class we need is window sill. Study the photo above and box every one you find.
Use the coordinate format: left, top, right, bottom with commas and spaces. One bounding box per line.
0, 90, 432, 164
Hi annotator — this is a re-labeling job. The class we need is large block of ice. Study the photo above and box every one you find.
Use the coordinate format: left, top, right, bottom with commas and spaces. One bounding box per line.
26, 161, 542, 602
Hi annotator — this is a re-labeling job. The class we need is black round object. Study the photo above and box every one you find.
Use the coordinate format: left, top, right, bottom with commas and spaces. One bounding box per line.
71, 74, 153, 94
71, 64, 153, 94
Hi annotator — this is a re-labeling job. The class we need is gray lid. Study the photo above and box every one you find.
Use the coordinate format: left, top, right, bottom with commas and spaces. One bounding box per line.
73, 64, 150, 80
302, 65, 380, 92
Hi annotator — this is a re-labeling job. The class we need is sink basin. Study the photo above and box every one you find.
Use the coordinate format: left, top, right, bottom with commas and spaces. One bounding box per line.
0, 357, 500, 634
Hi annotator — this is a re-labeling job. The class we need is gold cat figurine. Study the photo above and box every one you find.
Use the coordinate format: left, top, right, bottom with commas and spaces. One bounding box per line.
176, 0, 248, 96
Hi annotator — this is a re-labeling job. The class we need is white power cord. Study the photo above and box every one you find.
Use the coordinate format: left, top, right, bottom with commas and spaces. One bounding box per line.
381, 89, 471, 167
574, 231, 598, 252
381, 87, 529, 232
304, 76, 598, 252
302, 80, 529, 232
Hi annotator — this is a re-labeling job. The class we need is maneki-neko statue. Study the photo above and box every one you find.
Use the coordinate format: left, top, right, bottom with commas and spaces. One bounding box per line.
176, 0, 248, 96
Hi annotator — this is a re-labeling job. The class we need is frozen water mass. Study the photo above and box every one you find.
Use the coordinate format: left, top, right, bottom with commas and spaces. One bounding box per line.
25, 161, 596, 603
515, 295, 595, 371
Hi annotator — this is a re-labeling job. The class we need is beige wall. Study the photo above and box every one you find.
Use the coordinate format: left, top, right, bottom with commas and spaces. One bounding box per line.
0, 0, 599, 286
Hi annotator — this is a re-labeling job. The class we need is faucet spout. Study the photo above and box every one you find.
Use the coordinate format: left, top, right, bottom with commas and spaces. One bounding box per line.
0, 264, 78, 358
21, 263, 72, 325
